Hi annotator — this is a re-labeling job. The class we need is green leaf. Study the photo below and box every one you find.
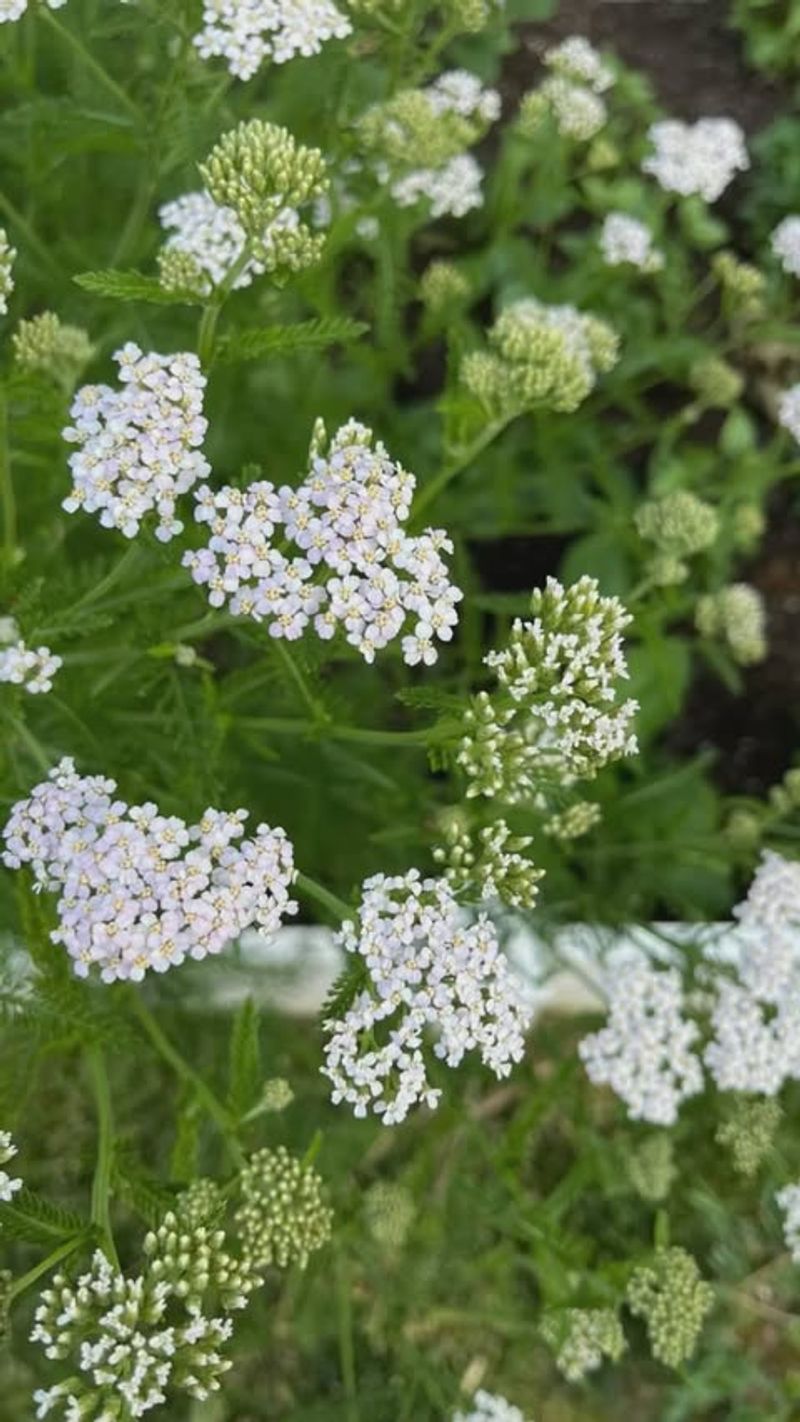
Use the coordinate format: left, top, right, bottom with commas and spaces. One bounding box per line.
319, 959, 369, 1024
73, 269, 203, 305
627, 638, 691, 742
216, 317, 369, 364
113, 1152, 175, 1228
227, 998, 262, 1120
0, 1189, 87, 1244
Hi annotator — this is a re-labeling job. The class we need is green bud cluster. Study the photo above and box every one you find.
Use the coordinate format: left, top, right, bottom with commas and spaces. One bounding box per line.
635, 491, 719, 579
696, 583, 767, 666
540, 1307, 626, 1381
419, 260, 470, 315
12, 311, 93, 391
769, 766, 800, 816
462, 298, 619, 417
519, 79, 607, 143
732, 502, 765, 551
543, 800, 602, 841
260, 1077, 295, 1113
235, 1146, 333, 1271
689, 356, 744, 408
712, 251, 766, 318
359, 89, 488, 171
717, 1097, 781, 1176
157, 247, 208, 298
628, 1134, 676, 1203
350, 0, 501, 30
433, 814, 543, 908
363, 1181, 415, 1251
458, 576, 637, 801
143, 1211, 253, 1311
199, 120, 327, 272
724, 807, 762, 849
175, 1178, 227, 1227
626, 1247, 713, 1368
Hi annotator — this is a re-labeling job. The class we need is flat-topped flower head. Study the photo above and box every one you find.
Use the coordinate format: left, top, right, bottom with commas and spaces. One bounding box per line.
0, 227, 15, 314
544, 35, 614, 93
579, 959, 703, 1125
0, 639, 62, 695
2, 758, 296, 983
600, 213, 664, 272
0, 1130, 22, 1203
322, 870, 529, 1124
12, 311, 93, 390
183, 419, 461, 666
360, 70, 499, 219
0, 0, 67, 22
626, 1247, 713, 1368
695, 584, 767, 666
199, 120, 327, 267
771, 215, 800, 276
454, 1392, 530, 1422
643, 118, 749, 202
778, 383, 800, 444
194, 0, 352, 81
159, 191, 312, 293
519, 78, 607, 142
235, 1147, 332, 1271
540, 1307, 626, 1381
62, 345, 210, 542
777, 1182, 800, 1262
462, 299, 619, 417
458, 575, 637, 802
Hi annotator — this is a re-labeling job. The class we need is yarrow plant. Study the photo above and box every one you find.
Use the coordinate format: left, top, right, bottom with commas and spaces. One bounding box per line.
2, 5, 800, 1418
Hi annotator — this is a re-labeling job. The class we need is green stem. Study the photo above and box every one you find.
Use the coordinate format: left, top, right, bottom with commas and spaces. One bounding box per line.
7, 715, 51, 774
39, 9, 141, 121
295, 872, 351, 923
411, 417, 511, 523
0, 389, 15, 560
335, 1245, 360, 1422
272, 639, 330, 724
8, 1234, 88, 1304
196, 247, 254, 368
236, 714, 432, 747
128, 991, 242, 1161
86, 1046, 119, 1269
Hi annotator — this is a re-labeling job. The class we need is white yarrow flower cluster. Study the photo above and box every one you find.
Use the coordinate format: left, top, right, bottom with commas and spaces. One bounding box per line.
778, 383, 800, 445
385, 70, 499, 219
62, 344, 210, 543
643, 118, 749, 203
0, 0, 67, 22
776, 1183, 800, 1263
771, 216, 800, 276
544, 35, 614, 93
159, 191, 300, 295
454, 1392, 529, 1422
600, 213, 664, 272
322, 870, 529, 1125
0, 1129, 22, 1204
0, 639, 62, 694
2, 757, 296, 983
579, 960, 703, 1125
706, 852, 800, 1095
0, 226, 15, 314
184, 420, 462, 666
194, 0, 351, 80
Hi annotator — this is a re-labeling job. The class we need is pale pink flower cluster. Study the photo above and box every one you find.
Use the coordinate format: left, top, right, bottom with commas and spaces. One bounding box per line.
2, 758, 296, 983
322, 870, 529, 1125
194, 0, 352, 81
62, 345, 210, 543
183, 420, 462, 666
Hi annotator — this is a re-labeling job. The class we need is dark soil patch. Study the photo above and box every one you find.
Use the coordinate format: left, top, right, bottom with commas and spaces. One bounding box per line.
510, 0, 784, 133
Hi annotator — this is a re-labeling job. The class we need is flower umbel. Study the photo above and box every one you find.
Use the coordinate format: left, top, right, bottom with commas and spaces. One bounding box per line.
193, 0, 352, 81
322, 870, 529, 1124
643, 117, 749, 202
2, 758, 296, 983
626, 1247, 713, 1368
458, 576, 637, 801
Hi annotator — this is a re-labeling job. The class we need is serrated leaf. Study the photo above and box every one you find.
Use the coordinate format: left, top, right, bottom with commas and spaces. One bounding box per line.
216, 317, 369, 365
114, 1152, 176, 1228
227, 998, 261, 1120
319, 959, 369, 1024
0, 1189, 87, 1244
73, 269, 203, 305
395, 686, 462, 713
